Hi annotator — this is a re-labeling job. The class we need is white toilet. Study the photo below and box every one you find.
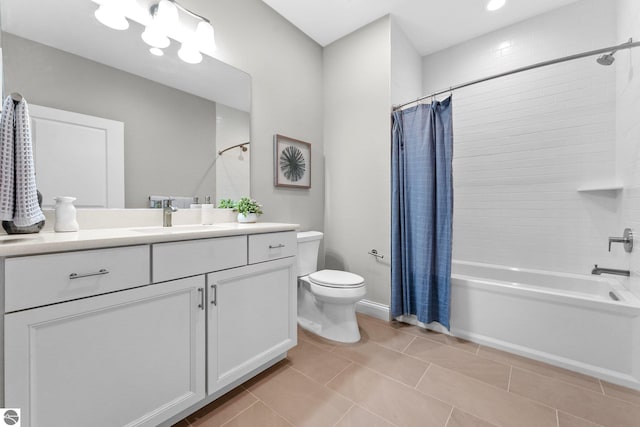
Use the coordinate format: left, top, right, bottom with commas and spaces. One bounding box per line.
297, 231, 366, 343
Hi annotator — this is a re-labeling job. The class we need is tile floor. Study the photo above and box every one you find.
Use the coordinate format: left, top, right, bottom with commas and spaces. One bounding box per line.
174, 313, 640, 427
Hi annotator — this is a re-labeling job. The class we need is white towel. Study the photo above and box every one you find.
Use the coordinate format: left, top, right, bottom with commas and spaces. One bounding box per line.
0, 96, 45, 227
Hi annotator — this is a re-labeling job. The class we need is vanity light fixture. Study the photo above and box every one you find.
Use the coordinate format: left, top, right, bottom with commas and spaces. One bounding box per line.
94, 0, 130, 30
94, 0, 216, 64
178, 41, 203, 64
486, 0, 506, 11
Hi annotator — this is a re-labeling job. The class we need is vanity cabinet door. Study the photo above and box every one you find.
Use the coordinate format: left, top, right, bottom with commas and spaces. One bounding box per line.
207, 257, 297, 393
5, 276, 206, 427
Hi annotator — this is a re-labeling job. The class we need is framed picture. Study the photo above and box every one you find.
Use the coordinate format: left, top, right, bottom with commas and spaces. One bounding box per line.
274, 134, 311, 188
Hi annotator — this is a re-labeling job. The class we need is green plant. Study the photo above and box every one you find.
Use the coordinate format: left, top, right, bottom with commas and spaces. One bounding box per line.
235, 197, 263, 216
218, 198, 236, 209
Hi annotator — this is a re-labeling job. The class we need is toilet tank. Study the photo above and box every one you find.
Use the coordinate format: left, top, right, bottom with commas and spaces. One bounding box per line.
297, 231, 323, 276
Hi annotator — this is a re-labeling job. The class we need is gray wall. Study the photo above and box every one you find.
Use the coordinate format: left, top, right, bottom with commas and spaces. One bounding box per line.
323, 17, 392, 305
3, 33, 217, 208
195, 0, 325, 237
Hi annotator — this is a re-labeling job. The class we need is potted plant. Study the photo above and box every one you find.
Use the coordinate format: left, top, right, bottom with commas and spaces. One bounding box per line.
218, 199, 236, 209
235, 197, 263, 223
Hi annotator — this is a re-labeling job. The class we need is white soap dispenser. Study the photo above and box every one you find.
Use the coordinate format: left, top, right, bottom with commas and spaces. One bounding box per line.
54, 196, 79, 232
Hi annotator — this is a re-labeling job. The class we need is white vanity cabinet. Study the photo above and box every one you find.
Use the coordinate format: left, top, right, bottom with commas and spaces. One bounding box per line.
5, 267, 206, 427
2, 226, 298, 427
207, 256, 297, 392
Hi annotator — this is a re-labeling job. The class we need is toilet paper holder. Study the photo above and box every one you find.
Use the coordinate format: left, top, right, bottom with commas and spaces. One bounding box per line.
368, 249, 384, 259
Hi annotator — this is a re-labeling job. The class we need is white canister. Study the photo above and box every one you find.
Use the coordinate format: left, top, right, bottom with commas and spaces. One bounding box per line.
54, 196, 79, 232
201, 204, 214, 225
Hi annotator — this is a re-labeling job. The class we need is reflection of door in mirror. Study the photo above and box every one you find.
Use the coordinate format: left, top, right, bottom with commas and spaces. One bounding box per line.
30, 105, 125, 209
0, 0, 251, 208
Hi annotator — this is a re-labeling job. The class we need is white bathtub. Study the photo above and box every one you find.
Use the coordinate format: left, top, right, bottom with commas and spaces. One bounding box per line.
450, 260, 640, 390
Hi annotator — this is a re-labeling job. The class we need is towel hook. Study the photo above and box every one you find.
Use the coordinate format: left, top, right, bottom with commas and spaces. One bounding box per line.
10, 92, 23, 103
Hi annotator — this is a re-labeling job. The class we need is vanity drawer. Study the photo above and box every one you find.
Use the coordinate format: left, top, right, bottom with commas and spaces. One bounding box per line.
5, 245, 151, 312
248, 231, 297, 264
153, 236, 247, 282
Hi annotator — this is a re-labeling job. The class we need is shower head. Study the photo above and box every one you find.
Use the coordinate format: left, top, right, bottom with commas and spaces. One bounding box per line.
597, 53, 616, 66
596, 38, 634, 66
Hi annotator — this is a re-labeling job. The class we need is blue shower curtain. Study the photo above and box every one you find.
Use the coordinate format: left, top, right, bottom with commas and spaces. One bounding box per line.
391, 97, 453, 329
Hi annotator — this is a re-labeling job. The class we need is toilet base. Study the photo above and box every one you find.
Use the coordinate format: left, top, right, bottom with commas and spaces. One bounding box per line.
297, 277, 365, 343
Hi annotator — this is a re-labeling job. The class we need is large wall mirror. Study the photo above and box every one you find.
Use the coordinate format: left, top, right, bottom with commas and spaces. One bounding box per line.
0, 0, 251, 208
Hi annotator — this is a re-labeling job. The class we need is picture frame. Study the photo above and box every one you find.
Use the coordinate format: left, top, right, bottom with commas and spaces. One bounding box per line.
274, 134, 311, 189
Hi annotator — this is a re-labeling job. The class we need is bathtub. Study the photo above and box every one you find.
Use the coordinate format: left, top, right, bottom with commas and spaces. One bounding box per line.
450, 260, 640, 390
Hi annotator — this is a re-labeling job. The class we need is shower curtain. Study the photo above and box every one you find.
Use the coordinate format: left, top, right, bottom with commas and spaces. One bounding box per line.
391, 97, 453, 329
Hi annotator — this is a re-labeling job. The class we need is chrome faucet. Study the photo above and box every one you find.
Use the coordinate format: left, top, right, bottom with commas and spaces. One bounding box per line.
163, 199, 178, 227
591, 264, 630, 277
608, 228, 633, 252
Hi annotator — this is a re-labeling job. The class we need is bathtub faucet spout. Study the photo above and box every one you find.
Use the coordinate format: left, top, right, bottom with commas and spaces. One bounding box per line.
591, 264, 630, 277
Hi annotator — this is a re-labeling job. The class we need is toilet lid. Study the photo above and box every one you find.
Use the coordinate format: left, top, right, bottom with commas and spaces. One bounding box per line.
308, 269, 364, 288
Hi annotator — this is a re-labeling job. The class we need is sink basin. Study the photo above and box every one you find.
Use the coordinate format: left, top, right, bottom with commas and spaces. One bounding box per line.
130, 224, 224, 234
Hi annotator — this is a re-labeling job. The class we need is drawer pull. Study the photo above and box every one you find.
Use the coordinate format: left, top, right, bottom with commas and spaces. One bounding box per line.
211, 284, 217, 306
269, 244, 285, 249
198, 288, 204, 310
69, 269, 110, 280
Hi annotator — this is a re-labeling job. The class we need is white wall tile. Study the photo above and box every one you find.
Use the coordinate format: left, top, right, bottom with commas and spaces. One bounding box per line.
422, 0, 622, 275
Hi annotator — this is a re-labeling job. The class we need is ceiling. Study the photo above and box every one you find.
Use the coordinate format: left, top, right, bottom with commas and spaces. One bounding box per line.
261, 0, 579, 56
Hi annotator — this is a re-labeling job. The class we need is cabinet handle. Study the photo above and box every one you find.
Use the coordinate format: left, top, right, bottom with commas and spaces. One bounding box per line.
269, 244, 285, 249
211, 284, 217, 306
198, 288, 204, 310
69, 269, 109, 280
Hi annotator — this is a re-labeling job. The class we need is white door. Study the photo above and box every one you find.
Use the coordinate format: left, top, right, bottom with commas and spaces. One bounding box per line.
207, 257, 297, 393
5, 276, 206, 427
28, 104, 125, 208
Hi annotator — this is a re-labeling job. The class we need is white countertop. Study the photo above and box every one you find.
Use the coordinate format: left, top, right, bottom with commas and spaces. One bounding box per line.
0, 222, 300, 257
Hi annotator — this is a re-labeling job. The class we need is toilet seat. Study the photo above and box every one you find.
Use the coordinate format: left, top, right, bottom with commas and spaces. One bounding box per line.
308, 269, 364, 288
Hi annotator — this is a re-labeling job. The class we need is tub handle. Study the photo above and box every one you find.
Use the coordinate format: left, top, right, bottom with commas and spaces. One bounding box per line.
608, 228, 633, 253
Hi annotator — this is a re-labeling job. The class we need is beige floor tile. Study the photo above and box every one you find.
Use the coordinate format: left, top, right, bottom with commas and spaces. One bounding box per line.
297, 325, 339, 351
327, 363, 452, 427
509, 367, 640, 427
557, 411, 603, 427
355, 314, 416, 352
446, 408, 497, 427
286, 339, 352, 384
417, 365, 556, 427
331, 339, 429, 387
388, 322, 479, 354
477, 346, 602, 393
187, 387, 257, 427
404, 337, 510, 389
334, 405, 395, 427
246, 364, 351, 427
601, 381, 640, 406
223, 402, 292, 427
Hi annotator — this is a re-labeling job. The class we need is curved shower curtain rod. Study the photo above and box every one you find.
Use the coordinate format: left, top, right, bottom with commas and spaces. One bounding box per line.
393, 38, 640, 111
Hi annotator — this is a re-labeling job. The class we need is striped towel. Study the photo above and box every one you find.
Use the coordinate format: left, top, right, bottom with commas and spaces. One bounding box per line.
0, 96, 45, 227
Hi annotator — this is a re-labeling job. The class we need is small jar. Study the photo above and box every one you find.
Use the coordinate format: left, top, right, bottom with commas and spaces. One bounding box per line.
54, 196, 79, 232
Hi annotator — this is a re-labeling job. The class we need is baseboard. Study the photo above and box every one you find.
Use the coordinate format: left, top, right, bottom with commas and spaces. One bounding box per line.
355, 300, 390, 321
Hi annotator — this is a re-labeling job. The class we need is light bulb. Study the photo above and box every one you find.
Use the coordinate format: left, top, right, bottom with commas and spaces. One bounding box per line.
141, 24, 170, 48
94, 3, 129, 30
178, 42, 203, 64
196, 21, 216, 51
149, 47, 164, 56
155, 0, 178, 30
486, 0, 506, 11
